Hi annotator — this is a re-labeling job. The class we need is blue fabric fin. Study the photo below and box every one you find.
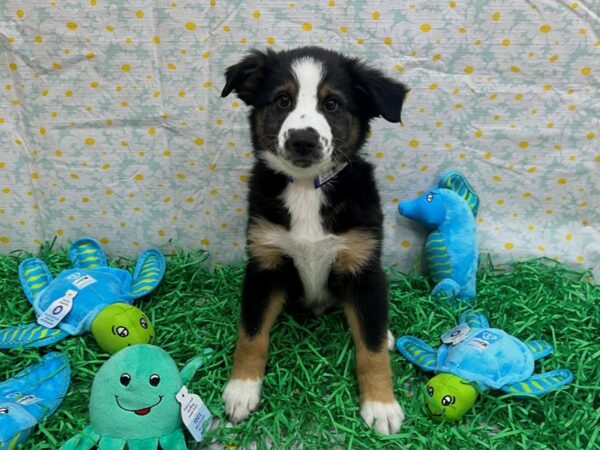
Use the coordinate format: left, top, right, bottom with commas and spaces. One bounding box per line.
0, 324, 69, 349
459, 310, 490, 329
439, 170, 480, 217
69, 237, 107, 269
500, 369, 573, 396
525, 340, 554, 360
19, 258, 53, 305
396, 336, 437, 372
128, 249, 166, 299
432, 279, 461, 298
0, 352, 70, 448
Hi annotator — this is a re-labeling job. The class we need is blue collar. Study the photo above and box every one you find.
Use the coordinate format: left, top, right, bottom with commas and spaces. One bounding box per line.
288, 163, 348, 189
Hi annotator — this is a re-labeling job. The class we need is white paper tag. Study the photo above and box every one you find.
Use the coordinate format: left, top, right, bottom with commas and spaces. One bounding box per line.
16, 394, 41, 405
176, 385, 212, 442
441, 323, 470, 345
72, 275, 97, 289
37, 290, 77, 328
466, 337, 490, 351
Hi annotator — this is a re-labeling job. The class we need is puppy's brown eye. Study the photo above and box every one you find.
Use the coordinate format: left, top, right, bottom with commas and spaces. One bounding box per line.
277, 94, 291, 109
324, 97, 338, 112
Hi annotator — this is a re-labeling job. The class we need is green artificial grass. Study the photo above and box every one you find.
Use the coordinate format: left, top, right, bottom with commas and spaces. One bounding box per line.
0, 241, 598, 450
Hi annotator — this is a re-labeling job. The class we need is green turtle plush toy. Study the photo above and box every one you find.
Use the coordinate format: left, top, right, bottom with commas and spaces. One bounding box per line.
61, 345, 213, 450
0, 237, 163, 354
397, 310, 573, 422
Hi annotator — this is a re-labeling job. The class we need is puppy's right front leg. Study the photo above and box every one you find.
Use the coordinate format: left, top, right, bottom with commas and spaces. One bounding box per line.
223, 265, 284, 424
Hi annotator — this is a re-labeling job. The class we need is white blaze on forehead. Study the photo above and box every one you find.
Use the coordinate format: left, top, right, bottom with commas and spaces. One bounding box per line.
278, 57, 333, 156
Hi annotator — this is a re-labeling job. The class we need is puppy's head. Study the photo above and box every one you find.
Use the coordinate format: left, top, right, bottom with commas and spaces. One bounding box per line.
222, 47, 408, 178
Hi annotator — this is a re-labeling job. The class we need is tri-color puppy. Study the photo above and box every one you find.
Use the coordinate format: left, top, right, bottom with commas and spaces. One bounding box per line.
220, 46, 408, 434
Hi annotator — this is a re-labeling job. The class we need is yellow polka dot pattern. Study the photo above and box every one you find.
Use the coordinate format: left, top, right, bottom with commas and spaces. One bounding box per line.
0, 2, 597, 274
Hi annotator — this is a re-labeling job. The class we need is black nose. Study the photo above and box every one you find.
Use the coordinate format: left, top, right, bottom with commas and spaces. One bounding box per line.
285, 128, 321, 156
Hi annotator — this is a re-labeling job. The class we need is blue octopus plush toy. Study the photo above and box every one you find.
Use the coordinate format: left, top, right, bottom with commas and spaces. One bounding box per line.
397, 310, 573, 422
0, 237, 165, 353
0, 352, 70, 448
399, 170, 479, 301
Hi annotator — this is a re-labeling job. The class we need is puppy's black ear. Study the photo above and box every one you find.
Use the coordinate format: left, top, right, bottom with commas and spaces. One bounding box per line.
349, 59, 409, 123
221, 49, 272, 105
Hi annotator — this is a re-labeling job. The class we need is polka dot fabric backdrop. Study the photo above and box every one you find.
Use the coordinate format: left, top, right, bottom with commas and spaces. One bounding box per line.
0, 1, 599, 275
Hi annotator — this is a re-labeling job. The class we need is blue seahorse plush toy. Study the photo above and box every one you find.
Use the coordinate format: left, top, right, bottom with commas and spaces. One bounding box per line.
399, 171, 479, 301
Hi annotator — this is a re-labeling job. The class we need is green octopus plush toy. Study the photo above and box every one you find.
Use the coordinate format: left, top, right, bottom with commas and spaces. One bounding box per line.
61, 345, 213, 450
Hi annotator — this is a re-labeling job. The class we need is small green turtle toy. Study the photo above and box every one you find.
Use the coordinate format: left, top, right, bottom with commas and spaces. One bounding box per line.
397, 310, 573, 422
61, 344, 213, 450
0, 237, 164, 354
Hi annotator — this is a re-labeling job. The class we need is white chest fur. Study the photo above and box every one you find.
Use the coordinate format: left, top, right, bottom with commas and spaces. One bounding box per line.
279, 179, 344, 303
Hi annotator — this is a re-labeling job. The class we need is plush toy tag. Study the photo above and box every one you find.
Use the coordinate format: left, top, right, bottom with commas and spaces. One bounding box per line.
16, 394, 42, 405
72, 274, 97, 289
176, 385, 212, 442
441, 323, 470, 345
37, 290, 78, 328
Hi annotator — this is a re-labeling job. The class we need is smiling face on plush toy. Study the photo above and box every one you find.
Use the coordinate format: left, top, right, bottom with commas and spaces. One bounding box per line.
89, 345, 184, 440
91, 303, 155, 354
424, 373, 478, 423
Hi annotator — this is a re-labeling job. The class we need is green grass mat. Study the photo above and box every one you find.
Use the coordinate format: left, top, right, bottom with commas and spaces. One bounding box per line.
0, 242, 598, 449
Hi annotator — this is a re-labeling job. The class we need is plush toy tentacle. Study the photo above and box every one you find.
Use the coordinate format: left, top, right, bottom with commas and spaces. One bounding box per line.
128, 249, 166, 299
97, 435, 126, 450
396, 336, 437, 371
432, 278, 461, 299
59, 426, 100, 450
128, 437, 159, 450
69, 237, 108, 269
19, 258, 53, 304
158, 429, 188, 450
459, 310, 489, 329
525, 340, 554, 360
438, 170, 480, 217
500, 369, 573, 397
0, 324, 69, 348
180, 348, 214, 385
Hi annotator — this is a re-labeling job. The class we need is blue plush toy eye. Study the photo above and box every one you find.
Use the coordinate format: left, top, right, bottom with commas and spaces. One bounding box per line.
426, 192, 434, 202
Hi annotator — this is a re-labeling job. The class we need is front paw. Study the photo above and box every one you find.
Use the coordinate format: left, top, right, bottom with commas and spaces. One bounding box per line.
360, 400, 405, 435
223, 378, 262, 424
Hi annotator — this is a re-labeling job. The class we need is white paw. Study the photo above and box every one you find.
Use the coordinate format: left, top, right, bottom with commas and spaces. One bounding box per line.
223, 379, 262, 424
387, 329, 395, 351
360, 400, 405, 435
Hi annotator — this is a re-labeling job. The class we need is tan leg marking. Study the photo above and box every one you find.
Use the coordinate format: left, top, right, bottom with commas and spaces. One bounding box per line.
334, 229, 378, 275
230, 292, 284, 380
344, 303, 395, 403
247, 219, 287, 271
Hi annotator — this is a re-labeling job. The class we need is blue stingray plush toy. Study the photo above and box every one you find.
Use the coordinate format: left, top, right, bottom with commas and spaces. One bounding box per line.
0, 352, 70, 448
399, 171, 479, 301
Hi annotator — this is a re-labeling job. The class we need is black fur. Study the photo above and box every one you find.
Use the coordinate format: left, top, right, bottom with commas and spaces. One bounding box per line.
222, 46, 408, 352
